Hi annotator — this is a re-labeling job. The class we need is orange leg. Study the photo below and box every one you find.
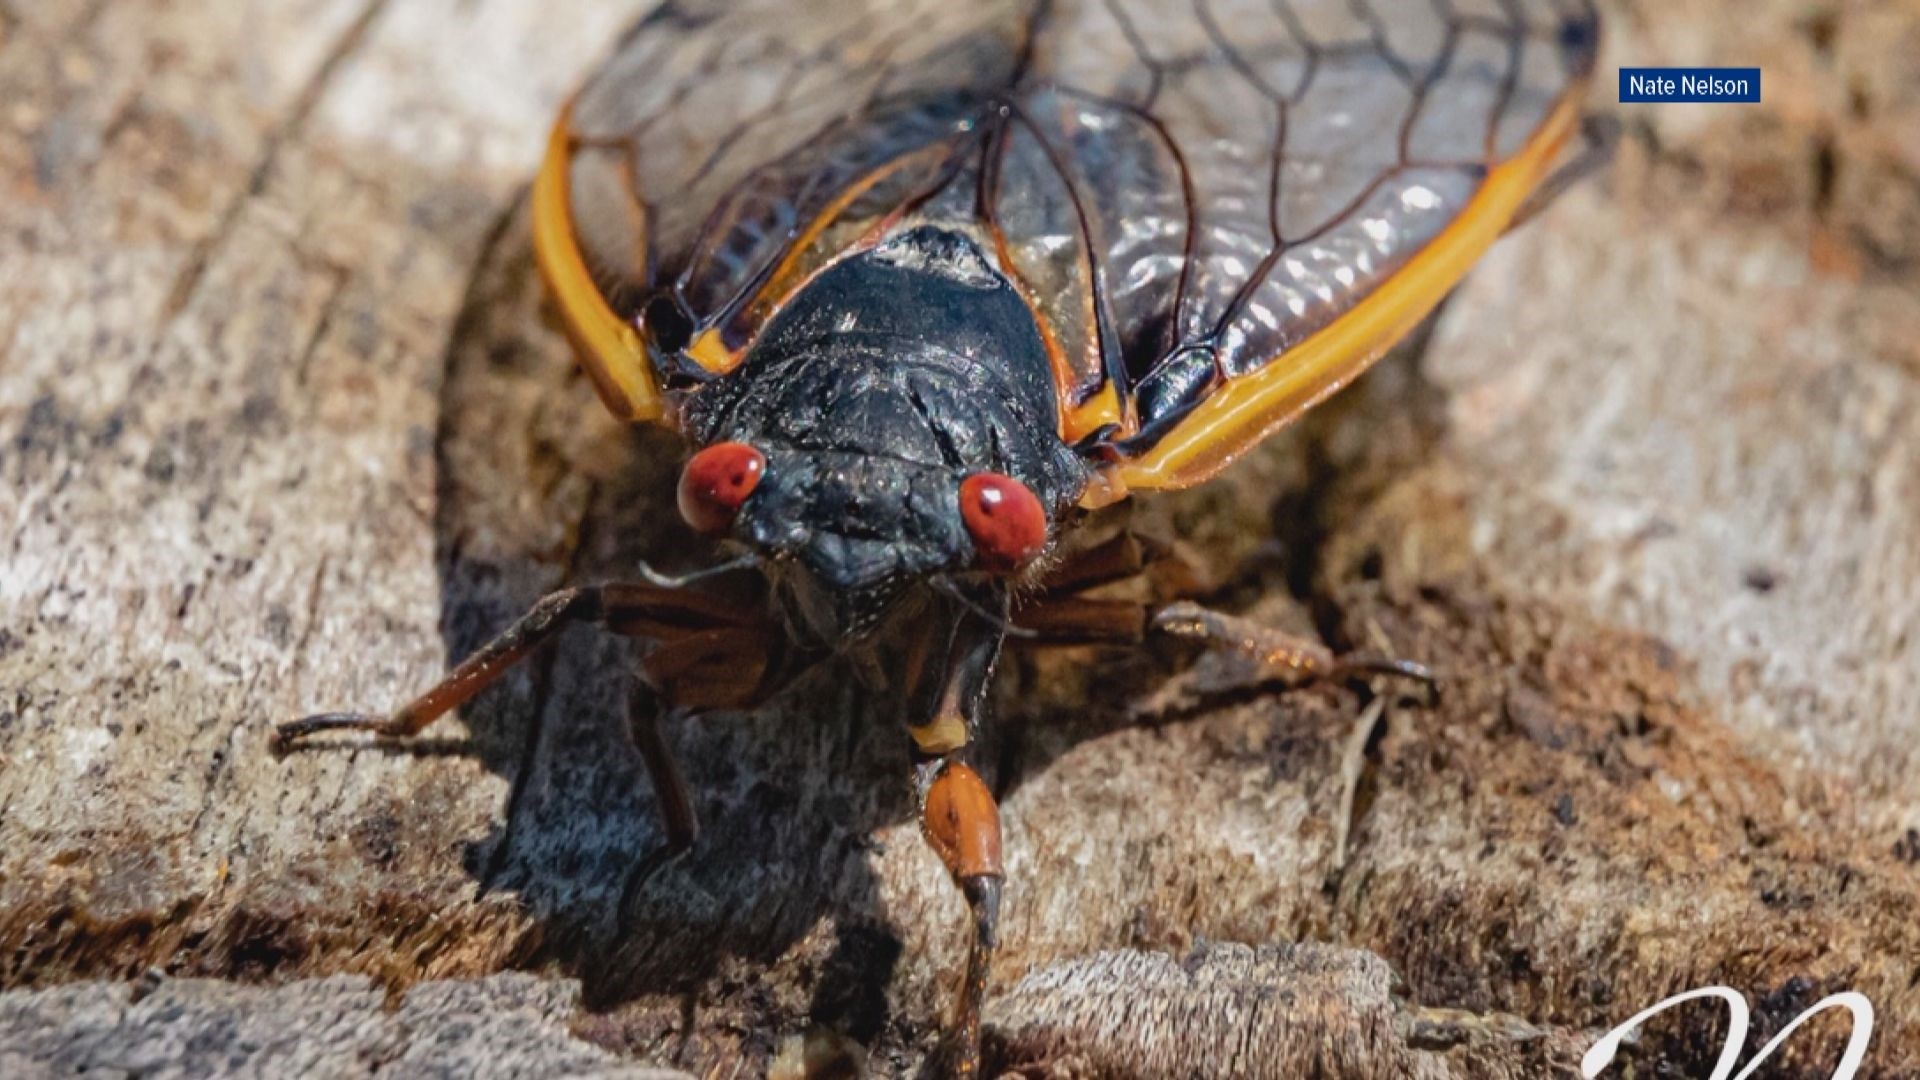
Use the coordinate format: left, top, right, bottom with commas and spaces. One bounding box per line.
918, 757, 1003, 1078
897, 586, 1010, 1076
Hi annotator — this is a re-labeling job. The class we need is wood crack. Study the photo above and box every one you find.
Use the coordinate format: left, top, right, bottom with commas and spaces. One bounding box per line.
158, 0, 390, 325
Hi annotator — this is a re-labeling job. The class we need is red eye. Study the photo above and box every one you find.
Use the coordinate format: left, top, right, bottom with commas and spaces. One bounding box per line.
678, 442, 765, 533
959, 473, 1047, 571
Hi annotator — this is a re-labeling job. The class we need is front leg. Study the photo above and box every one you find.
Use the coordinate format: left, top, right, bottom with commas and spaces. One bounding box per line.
1013, 559, 1434, 690
272, 580, 771, 750
271, 585, 610, 750
1015, 524, 1433, 689
899, 588, 1008, 1076
917, 755, 1003, 1078
272, 579, 788, 920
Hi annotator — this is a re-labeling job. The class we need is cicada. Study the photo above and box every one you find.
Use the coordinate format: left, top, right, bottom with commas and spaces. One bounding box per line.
278, 1, 1598, 1072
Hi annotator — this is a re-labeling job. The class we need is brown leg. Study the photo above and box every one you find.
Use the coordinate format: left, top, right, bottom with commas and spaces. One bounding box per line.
1013, 524, 1209, 646
1033, 529, 1154, 594
1024, 527, 1428, 686
275, 580, 789, 933
917, 756, 1003, 1078
273, 581, 772, 751
1010, 594, 1148, 645
1034, 527, 1208, 601
273, 586, 607, 751
624, 616, 797, 921
1014, 590, 1429, 685
627, 680, 698, 853
1152, 600, 1435, 686
618, 679, 700, 924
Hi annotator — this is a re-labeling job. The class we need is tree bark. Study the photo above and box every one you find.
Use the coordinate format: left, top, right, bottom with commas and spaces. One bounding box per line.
2, 1, 1917, 1076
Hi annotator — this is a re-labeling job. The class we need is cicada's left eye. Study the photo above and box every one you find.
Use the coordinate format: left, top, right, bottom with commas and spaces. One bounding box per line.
959, 473, 1046, 572
678, 442, 765, 533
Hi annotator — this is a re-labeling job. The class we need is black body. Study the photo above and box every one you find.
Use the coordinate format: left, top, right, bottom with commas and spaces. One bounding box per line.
682, 226, 1089, 644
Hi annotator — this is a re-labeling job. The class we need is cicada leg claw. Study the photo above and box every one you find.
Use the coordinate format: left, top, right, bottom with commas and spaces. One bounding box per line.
1151, 600, 1436, 691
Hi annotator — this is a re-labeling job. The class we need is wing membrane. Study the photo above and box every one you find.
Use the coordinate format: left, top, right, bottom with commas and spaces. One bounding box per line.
540, 0, 1596, 470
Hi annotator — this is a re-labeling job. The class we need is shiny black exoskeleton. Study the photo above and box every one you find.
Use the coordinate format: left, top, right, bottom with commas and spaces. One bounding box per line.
681, 225, 1089, 644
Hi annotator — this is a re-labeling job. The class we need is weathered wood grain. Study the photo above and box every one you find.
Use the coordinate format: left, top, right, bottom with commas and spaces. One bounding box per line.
2, 0, 1917, 1076
0, 972, 692, 1079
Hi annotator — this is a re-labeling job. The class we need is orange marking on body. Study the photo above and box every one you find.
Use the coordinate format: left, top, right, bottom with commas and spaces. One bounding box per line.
683, 328, 738, 376
1061, 381, 1122, 444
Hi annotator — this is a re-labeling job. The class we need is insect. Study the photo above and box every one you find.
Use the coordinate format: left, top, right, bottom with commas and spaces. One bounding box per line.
276, 0, 1597, 1073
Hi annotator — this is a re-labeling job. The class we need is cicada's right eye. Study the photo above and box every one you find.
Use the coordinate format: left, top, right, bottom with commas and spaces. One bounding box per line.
678, 442, 765, 533
959, 472, 1047, 572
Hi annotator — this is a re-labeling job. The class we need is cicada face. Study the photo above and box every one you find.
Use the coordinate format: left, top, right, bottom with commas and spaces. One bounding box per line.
674, 227, 1090, 643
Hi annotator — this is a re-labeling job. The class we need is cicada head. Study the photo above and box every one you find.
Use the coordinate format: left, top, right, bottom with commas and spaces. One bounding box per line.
674, 227, 1090, 644
680, 369, 1069, 643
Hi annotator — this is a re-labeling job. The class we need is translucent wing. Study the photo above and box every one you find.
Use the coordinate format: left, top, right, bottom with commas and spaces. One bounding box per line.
1044, 0, 1600, 490
538, 0, 1597, 478
538, 0, 1035, 420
